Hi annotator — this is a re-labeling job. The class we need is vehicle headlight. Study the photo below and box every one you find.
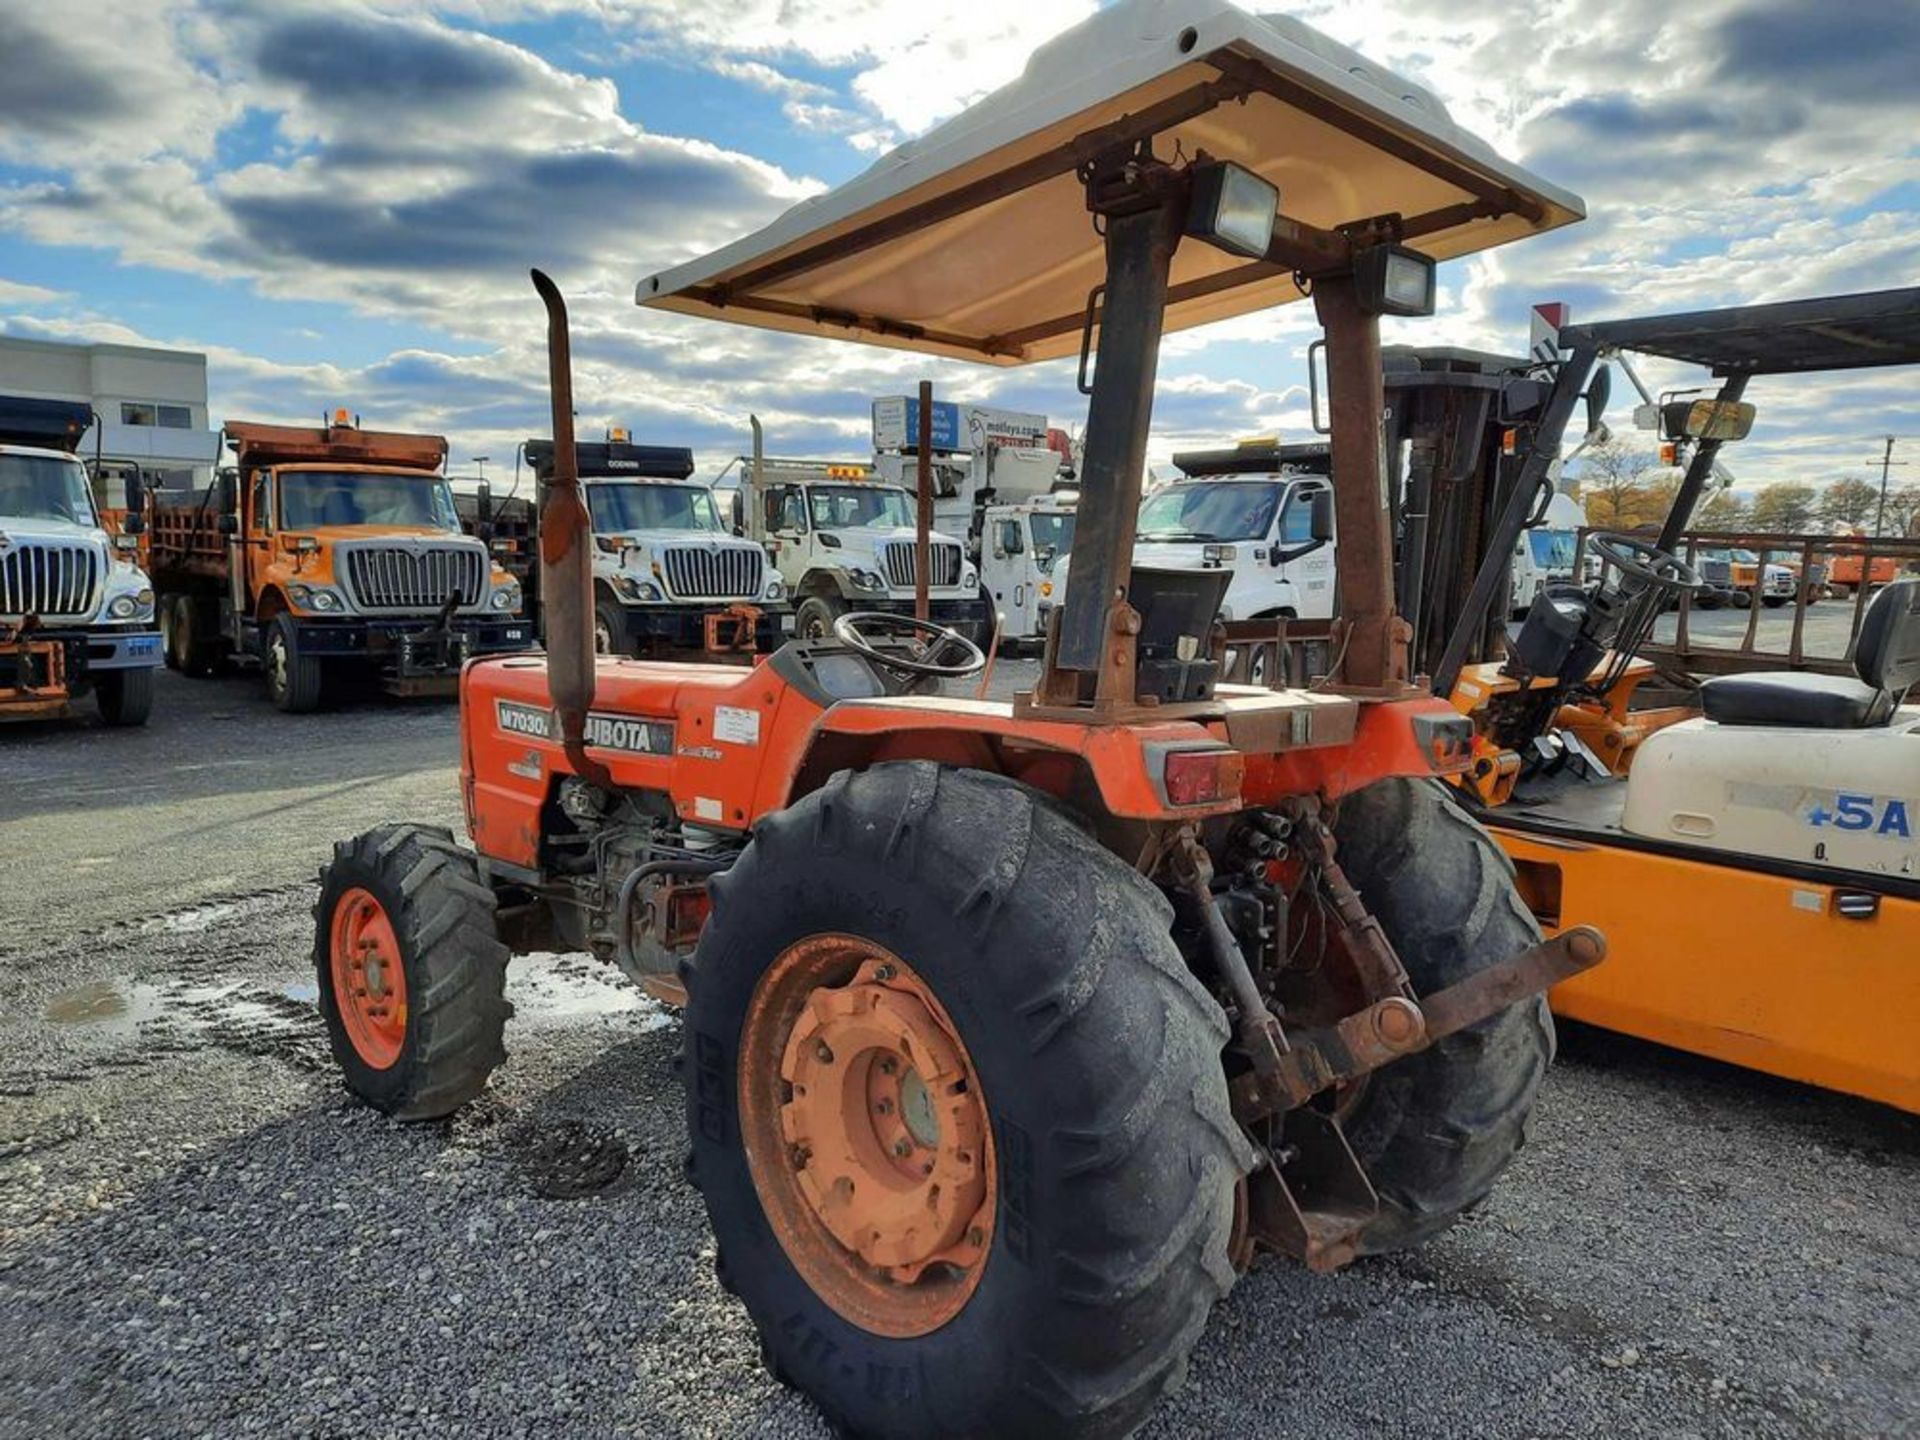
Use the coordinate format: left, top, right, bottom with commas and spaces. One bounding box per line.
850, 568, 887, 591
764, 576, 785, 601
962, 565, 978, 588
613, 575, 662, 602
490, 584, 521, 611
107, 590, 153, 621
289, 584, 342, 613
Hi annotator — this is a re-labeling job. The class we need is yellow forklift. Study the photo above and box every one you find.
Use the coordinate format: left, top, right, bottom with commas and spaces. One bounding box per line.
1395, 289, 1920, 1112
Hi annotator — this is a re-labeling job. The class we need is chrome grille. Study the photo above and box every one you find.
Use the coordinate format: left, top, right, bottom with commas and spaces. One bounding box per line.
0, 542, 103, 620
881, 540, 963, 590
661, 545, 762, 600
341, 544, 485, 612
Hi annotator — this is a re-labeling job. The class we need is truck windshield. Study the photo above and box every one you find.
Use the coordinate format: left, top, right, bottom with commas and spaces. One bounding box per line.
1526, 528, 1579, 571
279, 471, 459, 530
808, 484, 914, 529
0, 453, 97, 526
587, 482, 721, 533
1029, 512, 1075, 564
1138, 481, 1280, 542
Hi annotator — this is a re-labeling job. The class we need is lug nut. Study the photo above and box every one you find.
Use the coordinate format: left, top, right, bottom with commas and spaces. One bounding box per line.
878, 1056, 897, 1076
814, 1041, 834, 1064
892, 1138, 913, 1158
967, 1227, 985, 1247
874, 963, 896, 980
875, 1098, 894, 1116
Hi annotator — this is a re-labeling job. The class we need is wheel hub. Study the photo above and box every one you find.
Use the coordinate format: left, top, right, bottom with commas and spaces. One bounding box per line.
329, 887, 408, 1069
740, 938, 995, 1336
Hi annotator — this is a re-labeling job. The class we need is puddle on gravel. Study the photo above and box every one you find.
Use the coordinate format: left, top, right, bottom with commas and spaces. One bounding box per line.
139, 901, 245, 934
507, 955, 676, 1032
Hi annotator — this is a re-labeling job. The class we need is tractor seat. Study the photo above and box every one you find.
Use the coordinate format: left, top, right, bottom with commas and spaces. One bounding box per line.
1698, 578, 1920, 729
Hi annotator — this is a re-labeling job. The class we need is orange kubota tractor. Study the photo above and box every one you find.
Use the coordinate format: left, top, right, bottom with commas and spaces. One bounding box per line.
315, 4, 1601, 1435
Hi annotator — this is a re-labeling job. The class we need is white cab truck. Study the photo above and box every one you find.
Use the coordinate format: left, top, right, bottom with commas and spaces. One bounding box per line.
870, 395, 1066, 540
1508, 491, 1586, 615
737, 420, 988, 642
525, 438, 789, 657
1, 396, 162, 726
979, 493, 1077, 643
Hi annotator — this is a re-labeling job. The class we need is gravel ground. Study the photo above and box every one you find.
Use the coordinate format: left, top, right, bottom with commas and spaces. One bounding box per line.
2, 664, 1916, 1439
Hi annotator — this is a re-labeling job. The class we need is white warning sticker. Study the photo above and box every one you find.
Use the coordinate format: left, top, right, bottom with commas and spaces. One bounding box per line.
714, 705, 761, 746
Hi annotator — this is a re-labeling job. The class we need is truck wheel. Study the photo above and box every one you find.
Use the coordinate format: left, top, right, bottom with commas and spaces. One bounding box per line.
794, 595, 844, 641
264, 613, 324, 712
593, 598, 628, 657
314, 824, 511, 1120
685, 762, 1252, 1439
94, 668, 155, 727
164, 595, 221, 677
1331, 778, 1554, 1255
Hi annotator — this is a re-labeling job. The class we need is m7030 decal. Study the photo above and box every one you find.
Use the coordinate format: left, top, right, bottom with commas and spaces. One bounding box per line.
495, 698, 673, 756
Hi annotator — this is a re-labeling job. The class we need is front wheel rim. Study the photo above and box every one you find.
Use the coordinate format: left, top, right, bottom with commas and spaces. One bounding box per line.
739, 936, 994, 1338
329, 887, 409, 1068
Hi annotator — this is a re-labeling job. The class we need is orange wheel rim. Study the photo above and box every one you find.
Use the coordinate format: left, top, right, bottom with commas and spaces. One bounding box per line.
739, 936, 995, 1338
329, 887, 409, 1070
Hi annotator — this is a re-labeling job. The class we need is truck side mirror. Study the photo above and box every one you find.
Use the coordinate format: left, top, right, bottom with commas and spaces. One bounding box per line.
124, 468, 147, 518
218, 513, 238, 536
1309, 488, 1334, 543
1584, 365, 1612, 438
122, 511, 146, 537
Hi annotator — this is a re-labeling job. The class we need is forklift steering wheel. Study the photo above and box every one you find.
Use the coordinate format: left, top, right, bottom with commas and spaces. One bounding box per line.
832, 612, 986, 678
1588, 531, 1706, 594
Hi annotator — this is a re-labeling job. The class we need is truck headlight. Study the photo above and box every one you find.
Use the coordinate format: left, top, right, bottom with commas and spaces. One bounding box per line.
613, 574, 662, 602
850, 568, 887, 592
490, 584, 521, 611
107, 591, 153, 620
962, 565, 978, 588
764, 576, 785, 601
289, 584, 343, 613
1203, 544, 1238, 566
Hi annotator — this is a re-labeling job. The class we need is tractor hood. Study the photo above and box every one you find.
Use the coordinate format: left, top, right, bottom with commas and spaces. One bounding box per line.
638, 0, 1582, 364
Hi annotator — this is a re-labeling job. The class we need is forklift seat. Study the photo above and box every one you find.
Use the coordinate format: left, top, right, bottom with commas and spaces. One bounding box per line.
1698, 579, 1920, 728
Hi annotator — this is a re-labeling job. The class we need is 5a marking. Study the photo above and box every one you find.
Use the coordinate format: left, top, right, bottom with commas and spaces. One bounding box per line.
1807, 792, 1912, 838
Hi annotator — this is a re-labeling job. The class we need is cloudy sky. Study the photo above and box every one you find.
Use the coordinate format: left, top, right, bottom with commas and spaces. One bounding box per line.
1, 0, 1914, 491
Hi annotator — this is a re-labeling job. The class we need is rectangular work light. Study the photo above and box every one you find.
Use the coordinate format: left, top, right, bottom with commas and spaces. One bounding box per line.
1187, 162, 1279, 261
1354, 244, 1437, 317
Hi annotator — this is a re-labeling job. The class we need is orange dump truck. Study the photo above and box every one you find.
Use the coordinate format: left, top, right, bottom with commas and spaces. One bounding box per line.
149, 414, 534, 711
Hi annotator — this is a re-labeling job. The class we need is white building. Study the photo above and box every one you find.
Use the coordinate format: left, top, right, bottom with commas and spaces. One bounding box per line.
0, 334, 221, 494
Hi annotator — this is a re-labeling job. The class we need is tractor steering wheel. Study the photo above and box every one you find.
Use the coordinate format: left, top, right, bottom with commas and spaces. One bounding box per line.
1587, 531, 1706, 594
831, 611, 986, 678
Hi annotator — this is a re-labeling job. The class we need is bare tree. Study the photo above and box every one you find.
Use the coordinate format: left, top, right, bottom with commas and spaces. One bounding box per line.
1748, 482, 1818, 533
1577, 435, 1662, 528
1882, 484, 1920, 538
1819, 476, 1879, 530
1696, 488, 1750, 532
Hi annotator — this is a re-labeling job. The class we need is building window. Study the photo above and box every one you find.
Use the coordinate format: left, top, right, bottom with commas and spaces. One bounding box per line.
121, 402, 156, 426
118, 402, 195, 429
157, 404, 192, 429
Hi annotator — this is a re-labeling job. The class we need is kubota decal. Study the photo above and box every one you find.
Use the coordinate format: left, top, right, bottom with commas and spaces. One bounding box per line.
495, 697, 674, 755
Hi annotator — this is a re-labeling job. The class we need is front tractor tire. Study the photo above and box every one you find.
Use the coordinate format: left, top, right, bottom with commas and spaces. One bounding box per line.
685, 762, 1253, 1440
1332, 778, 1556, 1255
315, 824, 511, 1120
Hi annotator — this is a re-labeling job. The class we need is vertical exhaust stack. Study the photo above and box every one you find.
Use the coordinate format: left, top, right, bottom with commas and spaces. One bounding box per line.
530, 269, 612, 788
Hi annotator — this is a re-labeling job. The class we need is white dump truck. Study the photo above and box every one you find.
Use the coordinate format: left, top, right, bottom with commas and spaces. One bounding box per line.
734, 419, 988, 642
524, 436, 789, 656
1508, 490, 1586, 615
978, 492, 1077, 643
1, 395, 162, 726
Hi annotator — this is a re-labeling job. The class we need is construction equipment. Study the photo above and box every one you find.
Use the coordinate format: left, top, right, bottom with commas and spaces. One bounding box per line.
0, 394, 163, 726
149, 413, 534, 711
519, 435, 789, 658
1403, 289, 1920, 1113
315, 3, 1594, 1434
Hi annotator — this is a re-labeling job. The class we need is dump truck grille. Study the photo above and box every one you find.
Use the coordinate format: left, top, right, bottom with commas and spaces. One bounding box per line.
0, 542, 103, 621
661, 545, 762, 600
341, 544, 485, 612
881, 540, 963, 590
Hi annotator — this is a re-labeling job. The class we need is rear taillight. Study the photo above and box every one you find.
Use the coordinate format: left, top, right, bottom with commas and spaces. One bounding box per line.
1163, 748, 1244, 806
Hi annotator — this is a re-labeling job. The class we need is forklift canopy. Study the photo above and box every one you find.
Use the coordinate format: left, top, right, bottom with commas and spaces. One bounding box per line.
638, 0, 1581, 365
1561, 287, 1920, 377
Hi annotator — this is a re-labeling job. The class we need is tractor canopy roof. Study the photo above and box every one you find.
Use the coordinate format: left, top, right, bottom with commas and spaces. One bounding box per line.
1564, 287, 1920, 377
637, 0, 1582, 365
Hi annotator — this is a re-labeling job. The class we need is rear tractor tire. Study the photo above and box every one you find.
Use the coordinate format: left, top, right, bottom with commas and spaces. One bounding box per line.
315, 824, 511, 1120
1331, 778, 1555, 1255
684, 762, 1253, 1440
94, 668, 154, 727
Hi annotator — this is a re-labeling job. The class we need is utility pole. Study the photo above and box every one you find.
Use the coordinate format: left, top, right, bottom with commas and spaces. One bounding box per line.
1869, 435, 1912, 535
